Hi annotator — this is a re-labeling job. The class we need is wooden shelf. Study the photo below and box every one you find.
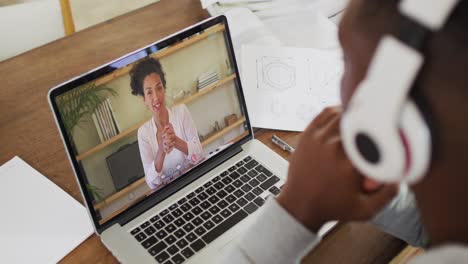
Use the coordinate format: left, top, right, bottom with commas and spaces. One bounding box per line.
76, 119, 147, 161
201, 116, 246, 147
174, 74, 236, 105
98, 188, 154, 225
94, 23, 225, 86
93, 177, 146, 211
93, 116, 246, 214
76, 74, 237, 161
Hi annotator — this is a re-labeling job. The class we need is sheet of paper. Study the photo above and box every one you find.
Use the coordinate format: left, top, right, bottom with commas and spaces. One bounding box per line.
201, 0, 220, 8
242, 45, 343, 131
219, 0, 272, 4
0, 157, 94, 264
263, 9, 340, 49
225, 7, 281, 74
317, 0, 349, 17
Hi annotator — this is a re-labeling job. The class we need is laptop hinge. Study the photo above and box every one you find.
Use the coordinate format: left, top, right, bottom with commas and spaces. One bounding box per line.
117, 144, 243, 226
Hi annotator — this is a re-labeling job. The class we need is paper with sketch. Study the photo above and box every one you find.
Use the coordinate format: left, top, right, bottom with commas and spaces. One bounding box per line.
0, 157, 93, 264
242, 45, 343, 131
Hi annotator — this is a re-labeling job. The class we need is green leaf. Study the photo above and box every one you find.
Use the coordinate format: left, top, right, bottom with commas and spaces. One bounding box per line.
86, 183, 105, 202
56, 82, 119, 141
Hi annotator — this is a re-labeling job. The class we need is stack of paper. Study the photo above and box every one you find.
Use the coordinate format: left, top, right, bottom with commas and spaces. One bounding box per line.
205, 0, 306, 18
224, 7, 281, 74
262, 9, 340, 49
204, 4, 346, 132
203, 0, 349, 19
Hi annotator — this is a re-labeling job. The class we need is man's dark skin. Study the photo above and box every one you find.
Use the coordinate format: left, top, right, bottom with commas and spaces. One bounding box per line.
277, 0, 468, 247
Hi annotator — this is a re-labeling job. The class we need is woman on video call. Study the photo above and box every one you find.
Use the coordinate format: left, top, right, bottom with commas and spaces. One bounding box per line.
130, 57, 203, 189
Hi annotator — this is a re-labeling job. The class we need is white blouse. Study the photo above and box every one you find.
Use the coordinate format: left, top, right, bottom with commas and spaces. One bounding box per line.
137, 104, 203, 189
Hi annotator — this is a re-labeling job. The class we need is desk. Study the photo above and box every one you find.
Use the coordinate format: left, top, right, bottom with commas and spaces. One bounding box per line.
0, 0, 405, 263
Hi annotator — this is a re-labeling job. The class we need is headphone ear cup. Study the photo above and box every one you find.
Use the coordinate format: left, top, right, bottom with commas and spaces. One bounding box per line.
341, 36, 430, 183
341, 103, 407, 183
399, 100, 432, 184
341, 99, 431, 184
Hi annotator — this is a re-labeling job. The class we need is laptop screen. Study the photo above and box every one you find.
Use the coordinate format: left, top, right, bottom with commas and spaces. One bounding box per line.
50, 16, 250, 229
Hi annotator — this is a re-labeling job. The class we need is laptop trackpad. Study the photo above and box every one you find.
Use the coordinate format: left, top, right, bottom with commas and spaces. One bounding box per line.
218, 234, 240, 254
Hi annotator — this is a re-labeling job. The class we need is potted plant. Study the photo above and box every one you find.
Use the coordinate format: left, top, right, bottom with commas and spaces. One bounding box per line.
55, 82, 117, 144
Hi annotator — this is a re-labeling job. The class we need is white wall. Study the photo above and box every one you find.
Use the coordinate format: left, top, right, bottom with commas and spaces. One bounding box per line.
0, 0, 64, 61
70, 0, 160, 30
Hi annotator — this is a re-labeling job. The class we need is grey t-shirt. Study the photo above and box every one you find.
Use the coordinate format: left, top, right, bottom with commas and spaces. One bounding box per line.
371, 184, 429, 247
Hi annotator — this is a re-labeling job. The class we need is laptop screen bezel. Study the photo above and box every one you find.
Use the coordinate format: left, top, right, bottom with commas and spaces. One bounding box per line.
48, 15, 253, 234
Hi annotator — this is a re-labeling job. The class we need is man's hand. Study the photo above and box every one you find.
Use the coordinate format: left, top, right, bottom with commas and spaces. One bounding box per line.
277, 106, 397, 232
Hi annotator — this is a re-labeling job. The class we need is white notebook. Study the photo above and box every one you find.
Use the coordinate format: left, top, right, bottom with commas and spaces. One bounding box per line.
0, 157, 93, 264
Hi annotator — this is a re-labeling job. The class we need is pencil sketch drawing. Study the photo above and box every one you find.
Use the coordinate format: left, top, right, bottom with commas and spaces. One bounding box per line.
257, 56, 296, 91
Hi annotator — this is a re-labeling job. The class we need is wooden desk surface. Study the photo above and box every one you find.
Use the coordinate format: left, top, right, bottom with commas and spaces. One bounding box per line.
0, 0, 405, 263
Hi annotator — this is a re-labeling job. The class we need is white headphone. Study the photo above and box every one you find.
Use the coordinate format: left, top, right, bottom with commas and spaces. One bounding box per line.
341, 0, 460, 184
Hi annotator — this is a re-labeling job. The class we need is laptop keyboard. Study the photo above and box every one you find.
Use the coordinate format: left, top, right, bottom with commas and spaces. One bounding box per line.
129, 156, 284, 264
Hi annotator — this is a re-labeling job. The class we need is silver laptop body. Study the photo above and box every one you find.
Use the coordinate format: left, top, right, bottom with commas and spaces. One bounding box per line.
48, 15, 288, 263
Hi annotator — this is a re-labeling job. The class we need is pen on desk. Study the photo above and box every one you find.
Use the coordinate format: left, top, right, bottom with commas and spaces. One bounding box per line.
271, 135, 295, 153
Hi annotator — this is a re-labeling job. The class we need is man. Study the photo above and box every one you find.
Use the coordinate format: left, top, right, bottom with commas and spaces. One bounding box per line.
222, 0, 468, 262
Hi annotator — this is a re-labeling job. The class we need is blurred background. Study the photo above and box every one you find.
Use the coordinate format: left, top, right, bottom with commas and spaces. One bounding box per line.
0, 0, 161, 61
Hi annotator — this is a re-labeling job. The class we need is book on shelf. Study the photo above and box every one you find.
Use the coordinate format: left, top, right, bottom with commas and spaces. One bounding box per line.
92, 99, 121, 143
197, 70, 219, 91
106, 98, 121, 133
91, 112, 104, 142
102, 102, 113, 140
96, 103, 109, 141
103, 99, 116, 138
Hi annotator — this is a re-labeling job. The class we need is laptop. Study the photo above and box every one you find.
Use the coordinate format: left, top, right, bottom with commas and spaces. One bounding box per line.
48, 15, 288, 263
